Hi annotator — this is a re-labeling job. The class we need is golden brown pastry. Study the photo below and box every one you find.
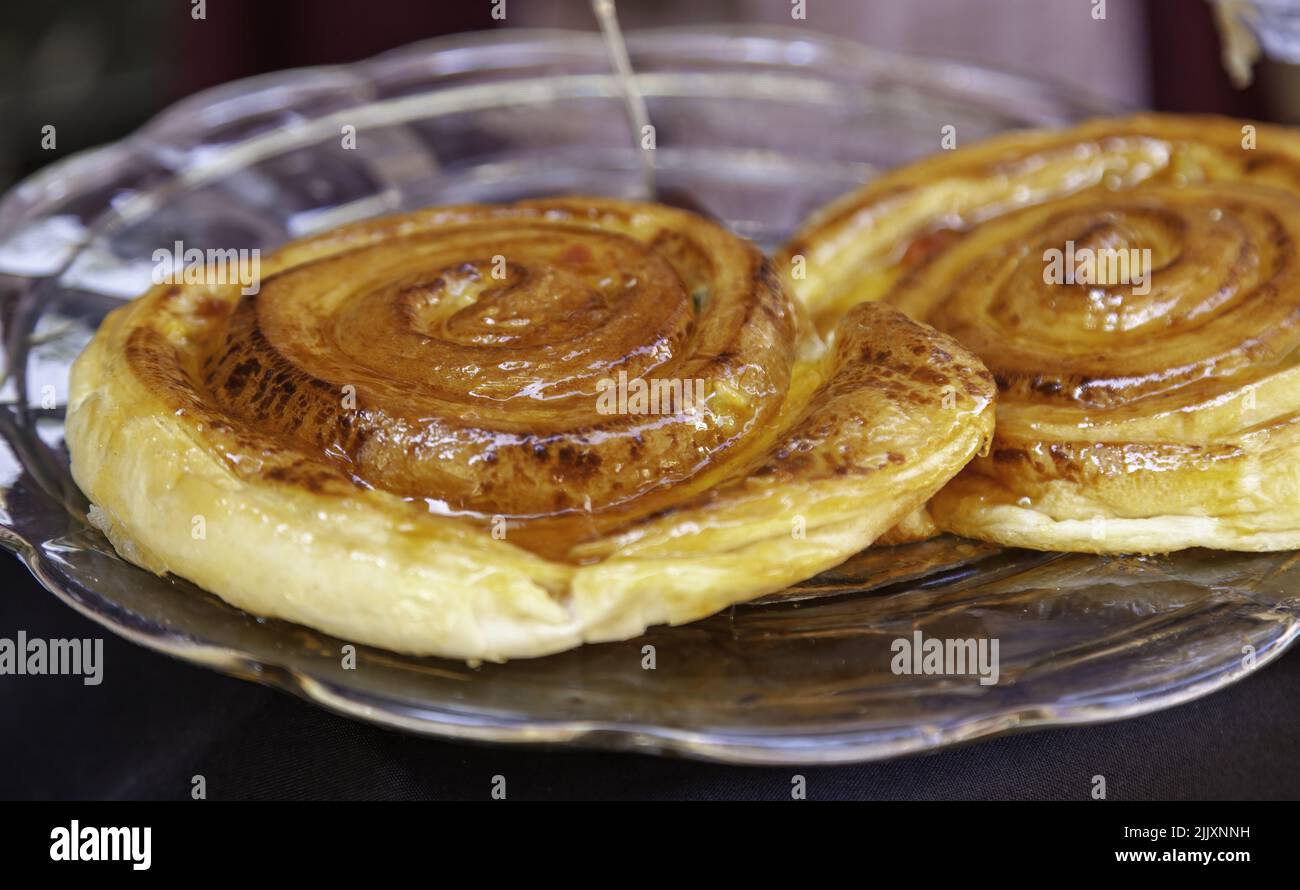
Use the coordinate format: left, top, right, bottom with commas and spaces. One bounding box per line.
779, 114, 1300, 554
67, 198, 994, 660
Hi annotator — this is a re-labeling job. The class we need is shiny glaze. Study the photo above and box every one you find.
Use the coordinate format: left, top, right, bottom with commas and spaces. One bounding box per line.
779, 115, 1300, 519
119, 197, 994, 562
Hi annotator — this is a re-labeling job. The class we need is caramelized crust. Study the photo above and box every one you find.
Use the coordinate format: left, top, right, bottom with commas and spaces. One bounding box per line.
120, 201, 795, 541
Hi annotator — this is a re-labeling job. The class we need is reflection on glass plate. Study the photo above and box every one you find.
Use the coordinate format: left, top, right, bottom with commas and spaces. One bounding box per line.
1, 28, 1296, 764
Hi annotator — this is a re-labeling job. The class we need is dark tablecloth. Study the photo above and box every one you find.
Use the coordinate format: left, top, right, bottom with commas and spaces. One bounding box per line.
2, 554, 1296, 801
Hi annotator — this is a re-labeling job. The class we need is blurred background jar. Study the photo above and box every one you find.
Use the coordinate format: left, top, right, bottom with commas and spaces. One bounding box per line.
1, 0, 1293, 190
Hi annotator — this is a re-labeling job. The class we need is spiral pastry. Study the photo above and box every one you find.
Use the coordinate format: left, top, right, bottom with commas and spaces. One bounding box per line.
67, 198, 994, 659
779, 114, 1300, 553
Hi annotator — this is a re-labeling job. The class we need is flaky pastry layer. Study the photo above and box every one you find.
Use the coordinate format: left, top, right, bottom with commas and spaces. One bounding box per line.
68, 198, 994, 659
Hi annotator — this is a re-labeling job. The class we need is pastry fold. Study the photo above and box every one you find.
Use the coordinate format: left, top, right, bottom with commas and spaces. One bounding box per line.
68, 198, 994, 659
779, 114, 1300, 553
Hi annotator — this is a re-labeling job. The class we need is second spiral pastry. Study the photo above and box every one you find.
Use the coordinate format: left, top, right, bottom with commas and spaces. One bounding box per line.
780, 114, 1300, 553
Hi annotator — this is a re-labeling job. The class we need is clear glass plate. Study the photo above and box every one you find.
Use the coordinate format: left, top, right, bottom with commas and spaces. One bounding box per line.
2, 26, 1296, 764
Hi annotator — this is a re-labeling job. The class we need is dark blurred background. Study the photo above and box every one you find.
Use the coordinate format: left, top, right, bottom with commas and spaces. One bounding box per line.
2, 0, 1296, 191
